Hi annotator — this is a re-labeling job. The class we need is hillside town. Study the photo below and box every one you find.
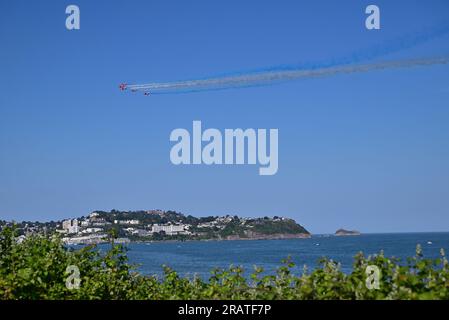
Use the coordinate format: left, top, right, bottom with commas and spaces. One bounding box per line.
0, 209, 311, 244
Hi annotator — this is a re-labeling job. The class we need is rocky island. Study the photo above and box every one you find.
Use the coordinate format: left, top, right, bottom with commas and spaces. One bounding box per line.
335, 228, 361, 236
0, 209, 311, 244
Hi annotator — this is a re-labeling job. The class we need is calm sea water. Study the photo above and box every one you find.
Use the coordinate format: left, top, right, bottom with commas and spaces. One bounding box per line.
122, 233, 449, 279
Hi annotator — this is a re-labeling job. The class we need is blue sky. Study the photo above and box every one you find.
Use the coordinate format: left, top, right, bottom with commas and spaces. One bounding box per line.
1, 0, 449, 233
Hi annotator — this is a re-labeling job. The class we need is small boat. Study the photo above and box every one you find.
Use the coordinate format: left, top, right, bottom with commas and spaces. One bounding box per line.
427, 241, 433, 245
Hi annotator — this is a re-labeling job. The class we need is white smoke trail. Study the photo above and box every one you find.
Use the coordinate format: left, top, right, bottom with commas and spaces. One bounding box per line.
126, 56, 449, 94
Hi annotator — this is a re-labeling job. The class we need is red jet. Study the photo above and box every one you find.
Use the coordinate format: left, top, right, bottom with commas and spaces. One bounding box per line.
119, 83, 127, 91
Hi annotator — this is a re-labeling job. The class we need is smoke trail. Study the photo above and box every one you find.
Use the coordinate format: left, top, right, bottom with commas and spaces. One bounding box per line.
231, 21, 449, 75
126, 56, 449, 94
123, 22, 449, 95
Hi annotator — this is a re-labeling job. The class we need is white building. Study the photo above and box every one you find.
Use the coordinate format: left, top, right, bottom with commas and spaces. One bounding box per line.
62, 220, 71, 230
62, 233, 107, 245
115, 219, 140, 225
89, 212, 100, 218
146, 209, 164, 215
80, 220, 89, 227
62, 219, 79, 234
198, 222, 216, 228
151, 224, 187, 236
81, 227, 103, 234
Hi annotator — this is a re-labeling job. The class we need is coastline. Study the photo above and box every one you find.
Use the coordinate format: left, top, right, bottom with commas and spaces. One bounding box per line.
109, 232, 313, 245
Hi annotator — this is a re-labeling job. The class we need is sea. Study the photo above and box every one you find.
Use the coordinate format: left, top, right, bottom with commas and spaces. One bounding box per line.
119, 232, 449, 279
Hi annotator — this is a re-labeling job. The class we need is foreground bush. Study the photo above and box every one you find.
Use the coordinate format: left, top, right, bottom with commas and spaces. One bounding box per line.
1, 227, 448, 300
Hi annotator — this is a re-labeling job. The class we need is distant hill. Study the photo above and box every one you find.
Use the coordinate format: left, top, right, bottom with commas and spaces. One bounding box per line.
1, 210, 311, 244
335, 229, 361, 236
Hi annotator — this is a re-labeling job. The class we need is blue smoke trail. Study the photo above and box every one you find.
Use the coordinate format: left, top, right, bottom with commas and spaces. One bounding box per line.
189, 21, 449, 79
125, 22, 449, 94
132, 56, 449, 95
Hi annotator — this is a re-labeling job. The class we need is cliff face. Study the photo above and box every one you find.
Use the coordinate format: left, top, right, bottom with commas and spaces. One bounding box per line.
335, 229, 361, 236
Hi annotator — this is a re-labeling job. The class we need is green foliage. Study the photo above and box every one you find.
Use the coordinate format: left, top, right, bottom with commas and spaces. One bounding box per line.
250, 219, 308, 235
219, 221, 246, 238
1, 227, 448, 300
